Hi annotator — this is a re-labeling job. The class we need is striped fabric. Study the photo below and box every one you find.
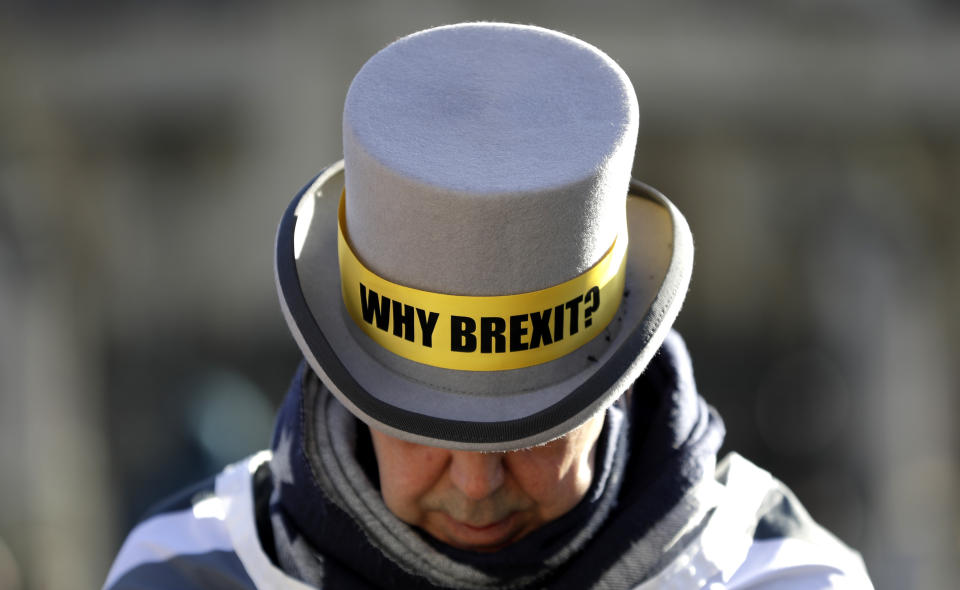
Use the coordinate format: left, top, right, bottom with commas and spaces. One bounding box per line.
104, 451, 872, 589
105, 333, 872, 589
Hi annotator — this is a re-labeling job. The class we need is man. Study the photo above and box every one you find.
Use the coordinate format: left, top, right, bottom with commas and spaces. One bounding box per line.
105, 23, 873, 589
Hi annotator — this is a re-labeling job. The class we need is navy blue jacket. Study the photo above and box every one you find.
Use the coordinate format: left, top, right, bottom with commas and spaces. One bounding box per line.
105, 333, 872, 589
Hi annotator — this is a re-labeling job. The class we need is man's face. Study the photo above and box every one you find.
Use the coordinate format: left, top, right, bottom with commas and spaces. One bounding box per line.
368, 413, 605, 552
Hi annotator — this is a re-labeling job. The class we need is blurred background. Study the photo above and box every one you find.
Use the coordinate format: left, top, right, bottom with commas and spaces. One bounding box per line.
1, 1, 957, 588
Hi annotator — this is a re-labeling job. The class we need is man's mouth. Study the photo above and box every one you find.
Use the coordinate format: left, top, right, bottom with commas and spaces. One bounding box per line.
441, 512, 521, 551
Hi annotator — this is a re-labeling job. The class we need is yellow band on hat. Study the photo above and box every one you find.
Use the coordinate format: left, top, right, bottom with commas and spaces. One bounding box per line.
337, 193, 627, 371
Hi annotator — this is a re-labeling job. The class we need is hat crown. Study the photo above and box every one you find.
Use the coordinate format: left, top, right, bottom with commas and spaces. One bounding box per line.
343, 23, 639, 296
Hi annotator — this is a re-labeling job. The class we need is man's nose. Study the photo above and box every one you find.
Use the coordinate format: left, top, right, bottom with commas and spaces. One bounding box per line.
448, 451, 505, 500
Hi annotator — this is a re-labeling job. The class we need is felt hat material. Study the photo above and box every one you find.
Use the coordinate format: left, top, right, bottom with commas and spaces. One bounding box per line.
343, 23, 637, 296
274, 23, 694, 451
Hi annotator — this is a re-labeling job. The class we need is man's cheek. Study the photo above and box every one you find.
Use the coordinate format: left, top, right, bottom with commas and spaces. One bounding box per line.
380, 485, 423, 525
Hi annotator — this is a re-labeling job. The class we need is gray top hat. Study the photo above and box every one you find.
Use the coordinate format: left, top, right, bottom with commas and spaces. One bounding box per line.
275, 23, 693, 451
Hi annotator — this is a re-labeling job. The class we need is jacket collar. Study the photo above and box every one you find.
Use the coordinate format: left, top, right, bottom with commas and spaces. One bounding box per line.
267, 330, 725, 589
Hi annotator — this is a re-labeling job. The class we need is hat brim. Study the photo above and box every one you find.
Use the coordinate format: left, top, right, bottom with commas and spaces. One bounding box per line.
275, 160, 693, 451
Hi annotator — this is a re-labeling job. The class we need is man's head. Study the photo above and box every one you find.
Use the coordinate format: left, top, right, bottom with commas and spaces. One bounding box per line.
368, 412, 606, 551
275, 22, 691, 469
